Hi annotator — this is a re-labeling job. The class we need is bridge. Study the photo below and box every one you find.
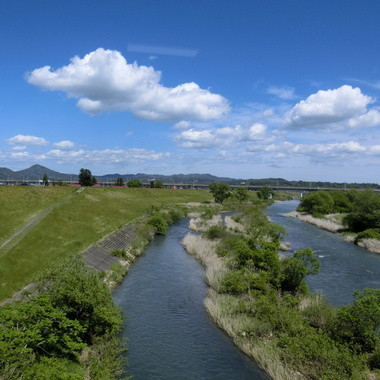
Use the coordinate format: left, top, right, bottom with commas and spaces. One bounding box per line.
0, 178, 378, 192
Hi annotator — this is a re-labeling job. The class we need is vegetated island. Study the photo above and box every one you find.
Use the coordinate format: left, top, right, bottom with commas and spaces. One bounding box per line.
183, 191, 380, 379
285, 189, 380, 254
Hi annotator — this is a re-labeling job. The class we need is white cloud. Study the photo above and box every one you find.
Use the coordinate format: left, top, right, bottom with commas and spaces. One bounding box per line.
173, 121, 191, 129
12, 145, 27, 151
267, 86, 296, 100
175, 123, 268, 149
286, 85, 380, 130
53, 140, 75, 149
27, 48, 229, 122
44, 148, 170, 164
6, 134, 49, 146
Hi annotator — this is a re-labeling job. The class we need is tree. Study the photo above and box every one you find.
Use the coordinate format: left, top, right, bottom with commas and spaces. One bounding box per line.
335, 289, 380, 352
297, 190, 334, 215
78, 168, 96, 186
42, 174, 49, 186
115, 177, 124, 186
127, 180, 142, 188
234, 187, 249, 202
257, 185, 273, 200
154, 181, 163, 188
281, 248, 320, 292
209, 182, 231, 204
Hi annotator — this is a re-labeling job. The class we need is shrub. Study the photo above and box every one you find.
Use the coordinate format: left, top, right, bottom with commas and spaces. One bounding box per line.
278, 328, 365, 379
204, 225, 227, 240
147, 215, 168, 235
334, 289, 380, 353
297, 191, 334, 215
220, 269, 267, 294
111, 249, 127, 259
355, 228, 380, 243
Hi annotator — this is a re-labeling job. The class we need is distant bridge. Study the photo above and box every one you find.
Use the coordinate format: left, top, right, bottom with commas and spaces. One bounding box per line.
0, 179, 379, 192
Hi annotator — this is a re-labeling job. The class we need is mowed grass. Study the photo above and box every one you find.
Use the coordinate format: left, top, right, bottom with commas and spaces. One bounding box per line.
0, 187, 212, 301
0, 186, 76, 244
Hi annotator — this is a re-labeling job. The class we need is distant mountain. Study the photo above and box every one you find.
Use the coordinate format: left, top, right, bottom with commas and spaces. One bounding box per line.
0, 164, 76, 181
0, 164, 378, 188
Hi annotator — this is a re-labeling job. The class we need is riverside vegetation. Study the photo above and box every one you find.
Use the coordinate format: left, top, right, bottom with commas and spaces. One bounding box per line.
296, 189, 380, 253
183, 199, 380, 379
0, 186, 211, 379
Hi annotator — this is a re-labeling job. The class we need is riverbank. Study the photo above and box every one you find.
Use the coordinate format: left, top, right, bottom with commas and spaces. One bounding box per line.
0, 198, 210, 379
182, 233, 302, 380
285, 211, 380, 254
183, 207, 379, 379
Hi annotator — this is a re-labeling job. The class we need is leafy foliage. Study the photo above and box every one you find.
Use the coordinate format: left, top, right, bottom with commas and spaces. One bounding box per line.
127, 180, 142, 188
233, 187, 249, 202
0, 258, 124, 379
78, 168, 97, 186
147, 214, 168, 235
257, 185, 273, 200
209, 182, 231, 203
334, 289, 380, 352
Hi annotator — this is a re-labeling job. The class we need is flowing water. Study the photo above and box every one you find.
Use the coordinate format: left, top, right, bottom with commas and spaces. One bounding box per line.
113, 218, 267, 380
113, 201, 380, 378
267, 200, 380, 306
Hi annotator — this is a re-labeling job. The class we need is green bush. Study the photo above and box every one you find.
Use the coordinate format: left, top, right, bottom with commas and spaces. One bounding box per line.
111, 249, 127, 258
298, 191, 334, 215
147, 215, 168, 235
278, 328, 365, 379
220, 269, 267, 294
204, 225, 227, 240
334, 289, 380, 353
355, 228, 380, 243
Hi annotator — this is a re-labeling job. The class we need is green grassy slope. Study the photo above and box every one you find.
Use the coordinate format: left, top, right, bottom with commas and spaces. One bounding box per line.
0, 187, 211, 301
0, 186, 76, 244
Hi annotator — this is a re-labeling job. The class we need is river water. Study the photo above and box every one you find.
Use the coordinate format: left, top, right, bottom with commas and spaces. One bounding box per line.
113, 218, 267, 380
267, 200, 380, 306
113, 201, 380, 378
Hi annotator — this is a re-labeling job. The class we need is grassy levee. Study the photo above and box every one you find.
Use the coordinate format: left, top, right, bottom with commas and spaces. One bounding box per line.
0, 187, 211, 301
0, 186, 76, 244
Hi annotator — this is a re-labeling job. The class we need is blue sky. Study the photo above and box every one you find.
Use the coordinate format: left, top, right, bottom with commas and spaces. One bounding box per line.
1, 0, 380, 182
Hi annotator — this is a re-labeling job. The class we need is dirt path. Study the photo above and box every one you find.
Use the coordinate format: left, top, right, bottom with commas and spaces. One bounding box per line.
0, 187, 85, 258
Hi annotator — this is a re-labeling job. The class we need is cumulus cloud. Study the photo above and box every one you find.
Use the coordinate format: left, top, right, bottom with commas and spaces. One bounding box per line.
27, 48, 229, 122
6, 134, 49, 146
267, 86, 296, 100
12, 146, 27, 151
175, 123, 268, 149
173, 121, 191, 129
53, 140, 75, 149
44, 148, 170, 164
286, 85, 380, 130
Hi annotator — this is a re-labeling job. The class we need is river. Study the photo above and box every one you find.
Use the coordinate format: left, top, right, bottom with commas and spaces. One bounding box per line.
113, 217, 267, 380
267, 200, 380, 306
113, 201, 380, 378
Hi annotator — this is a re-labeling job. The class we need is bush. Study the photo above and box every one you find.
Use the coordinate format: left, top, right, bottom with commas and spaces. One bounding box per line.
111, 249, 127, 259
298, 191, 334, 215
147, 215, 168, 235
355, 228, 380, 243
220, 269, 267, 294
334, 289, 380, 353
278, 328, 365, 379
204, 225, 227, 240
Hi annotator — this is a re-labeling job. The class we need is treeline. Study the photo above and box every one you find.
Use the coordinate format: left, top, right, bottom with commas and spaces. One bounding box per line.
198, 204, 380, 378
248, 178, 380, 190
0, 259, 127, 380
298, 190, 380, 241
